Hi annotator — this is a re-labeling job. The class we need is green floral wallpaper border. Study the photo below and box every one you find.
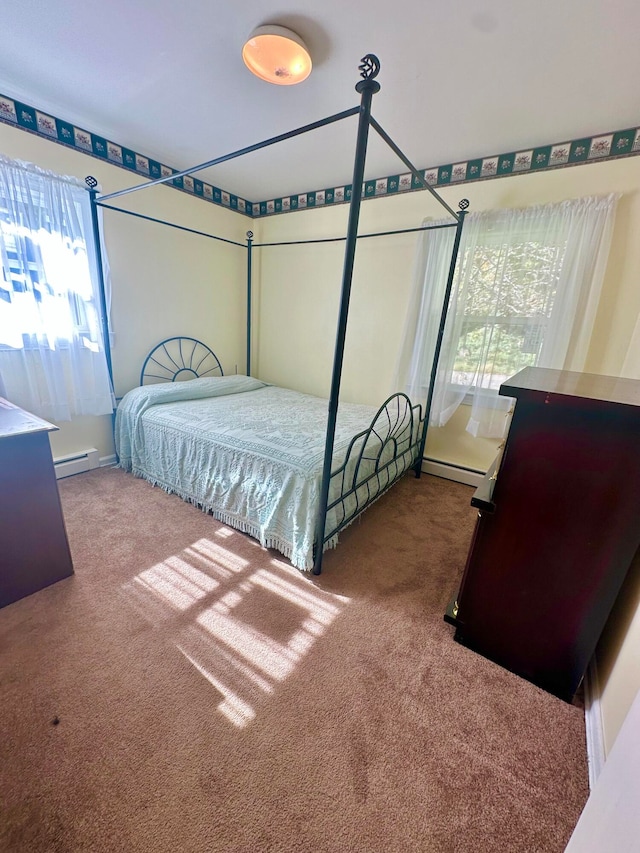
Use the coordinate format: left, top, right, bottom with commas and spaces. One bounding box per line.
0, 92, 253, 215
1, 90, 638, 220
255, 126, 640, 217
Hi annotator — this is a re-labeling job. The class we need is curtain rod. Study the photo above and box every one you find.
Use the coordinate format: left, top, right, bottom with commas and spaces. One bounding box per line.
0, 153, 89, 189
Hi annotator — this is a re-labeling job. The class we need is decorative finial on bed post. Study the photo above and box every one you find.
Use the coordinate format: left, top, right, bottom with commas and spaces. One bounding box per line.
459, 199, 470, 210
356, 54, 381, 94
85, 176, 98, 189
246, 230, 254, 240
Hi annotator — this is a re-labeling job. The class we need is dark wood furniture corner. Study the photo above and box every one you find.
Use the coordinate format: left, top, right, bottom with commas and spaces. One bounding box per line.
445, 367, 640, 702
0, 398, 74, 608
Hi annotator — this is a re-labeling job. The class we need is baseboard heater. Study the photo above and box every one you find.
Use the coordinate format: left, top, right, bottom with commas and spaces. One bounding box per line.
54, 448, 100, 480
421, 457, 484, 488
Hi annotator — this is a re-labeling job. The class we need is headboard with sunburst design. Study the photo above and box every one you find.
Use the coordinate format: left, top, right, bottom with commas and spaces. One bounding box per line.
139, 337, 223, 385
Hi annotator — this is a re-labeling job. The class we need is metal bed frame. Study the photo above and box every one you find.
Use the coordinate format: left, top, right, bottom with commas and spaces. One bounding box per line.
85, 54, 468, 575
139, 337, 223, 386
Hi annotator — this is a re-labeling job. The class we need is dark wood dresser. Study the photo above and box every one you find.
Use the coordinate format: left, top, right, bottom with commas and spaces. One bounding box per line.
0, 398, 74, 608
445, 367, 640, 702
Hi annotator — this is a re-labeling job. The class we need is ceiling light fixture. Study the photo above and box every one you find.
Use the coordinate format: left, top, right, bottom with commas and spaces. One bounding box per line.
242, 25, 312, 86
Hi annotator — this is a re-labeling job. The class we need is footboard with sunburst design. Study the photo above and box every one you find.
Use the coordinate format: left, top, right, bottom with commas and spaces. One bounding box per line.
322, 392, 424, 548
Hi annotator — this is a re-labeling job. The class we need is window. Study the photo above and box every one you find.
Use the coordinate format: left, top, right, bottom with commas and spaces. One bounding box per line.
393, 195, 619, 439
0, 155, 114, 422
452, 234, 562, 393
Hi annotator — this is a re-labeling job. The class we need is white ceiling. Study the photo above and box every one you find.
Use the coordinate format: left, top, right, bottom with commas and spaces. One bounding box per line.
1, 0, 639, 203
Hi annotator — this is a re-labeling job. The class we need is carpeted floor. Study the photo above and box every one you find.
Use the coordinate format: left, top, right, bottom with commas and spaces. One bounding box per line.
0, 468, 588, 852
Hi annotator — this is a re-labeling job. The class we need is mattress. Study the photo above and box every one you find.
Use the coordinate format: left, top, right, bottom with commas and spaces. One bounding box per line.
115, 375, 384, 569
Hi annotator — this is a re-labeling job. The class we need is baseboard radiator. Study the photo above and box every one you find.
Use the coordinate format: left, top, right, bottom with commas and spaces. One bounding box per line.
54, 448, 100, 480
421, 457, 484, 488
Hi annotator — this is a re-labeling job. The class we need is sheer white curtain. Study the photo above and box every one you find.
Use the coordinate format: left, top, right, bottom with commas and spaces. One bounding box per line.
393, 195, 619, 439
0, 155, 114, 421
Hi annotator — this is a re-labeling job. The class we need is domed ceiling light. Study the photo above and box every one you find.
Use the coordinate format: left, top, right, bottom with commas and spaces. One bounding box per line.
242, 25, 312, 85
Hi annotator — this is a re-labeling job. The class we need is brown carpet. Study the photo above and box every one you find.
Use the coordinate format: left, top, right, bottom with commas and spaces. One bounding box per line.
0, 468, 588, 852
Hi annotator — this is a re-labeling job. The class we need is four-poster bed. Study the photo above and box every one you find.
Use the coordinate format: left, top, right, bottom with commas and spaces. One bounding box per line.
88, 55, 468, 574
115, 339, 423, 571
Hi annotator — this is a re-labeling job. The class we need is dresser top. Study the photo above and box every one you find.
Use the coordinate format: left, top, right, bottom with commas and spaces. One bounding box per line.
0, 398, 58, 440
501, 367, 640, 409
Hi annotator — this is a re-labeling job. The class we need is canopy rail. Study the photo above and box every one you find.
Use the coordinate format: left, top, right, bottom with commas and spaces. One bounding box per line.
253, 220, 459, 248
90, 198, 459, 249
93, 202, 247, 248
369, 116, 461, 221
86, 181, 463, 393
96, 106, 360, 204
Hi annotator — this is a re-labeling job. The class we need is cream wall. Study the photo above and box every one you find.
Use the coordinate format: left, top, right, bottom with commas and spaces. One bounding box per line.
0, 122, 250, 461
593, 550, 640, 756
565, 686, 640, 851
255, 153, 640, 756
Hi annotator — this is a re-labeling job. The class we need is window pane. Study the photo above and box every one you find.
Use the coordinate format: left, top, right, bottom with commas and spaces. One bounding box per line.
0, 200, 98, 347
454, 240, 562, 388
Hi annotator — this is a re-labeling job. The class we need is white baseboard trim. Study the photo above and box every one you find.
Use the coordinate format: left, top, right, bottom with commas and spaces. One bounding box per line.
54, 447, 100, 479
421, 458, 484, 488
584, 658, 606, 789
54, 450, 117, 479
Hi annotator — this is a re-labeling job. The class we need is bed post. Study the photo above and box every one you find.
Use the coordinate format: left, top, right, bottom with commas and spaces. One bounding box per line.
86, 178, 114, 392
246, 230, 253, 376
312, 55, 381, 576
414, 202, 468, 476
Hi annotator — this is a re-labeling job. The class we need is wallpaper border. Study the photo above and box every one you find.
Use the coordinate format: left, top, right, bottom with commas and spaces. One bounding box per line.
0, 92, 253, 216
1, 91, 638, 220
256, 127, 640, 217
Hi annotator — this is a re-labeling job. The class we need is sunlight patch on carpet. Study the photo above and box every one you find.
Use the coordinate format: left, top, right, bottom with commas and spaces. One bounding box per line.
214, 527, 234, 539
131, 557, 220, 611
122, 537, 350, 728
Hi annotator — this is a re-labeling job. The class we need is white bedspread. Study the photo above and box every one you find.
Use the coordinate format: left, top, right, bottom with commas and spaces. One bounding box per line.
115, 376, 379, 569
